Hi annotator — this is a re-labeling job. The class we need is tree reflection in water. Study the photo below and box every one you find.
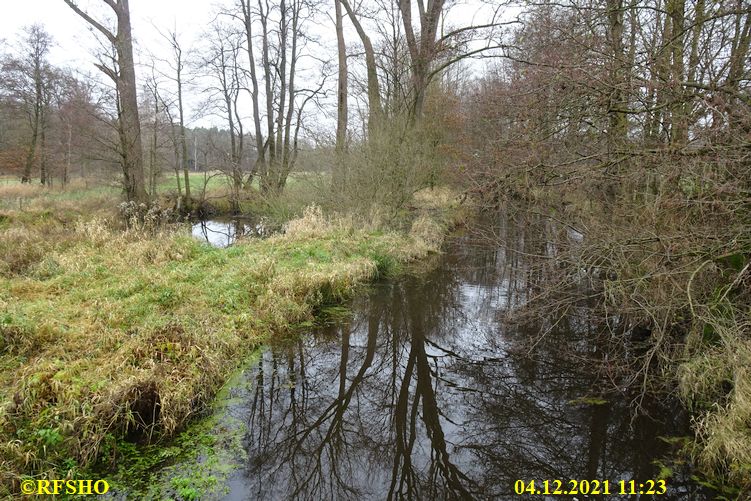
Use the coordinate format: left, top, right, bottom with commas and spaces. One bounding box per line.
226, 224, 710, 500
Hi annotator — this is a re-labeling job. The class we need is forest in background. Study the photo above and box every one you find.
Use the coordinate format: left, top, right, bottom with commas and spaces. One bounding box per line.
1, 0, 750, 497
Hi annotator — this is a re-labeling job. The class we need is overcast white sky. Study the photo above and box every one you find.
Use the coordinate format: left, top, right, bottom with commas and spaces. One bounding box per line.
2, 1, 244, 125
1, 1, 207, 66
1, 0, 509, 133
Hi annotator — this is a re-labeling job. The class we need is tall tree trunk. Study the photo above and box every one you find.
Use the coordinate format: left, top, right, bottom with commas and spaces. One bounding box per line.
149, 97, 159, 197
333, 0, 348, 190
645, 0, 664, 143
727, 1, 751, 90
339, 0, 382, 132
241, 0, 266, 189
22, 104, 39, 184
275, 0, 288, 191
20, 25, 50, 184
39, 106, 48, 185
23, 58, 43, 184
654, 1, 673, 143
171, 123, 183, 198
116, 0, 148, 201
681, 0, 704, 143
63, 0, 148, 202
726, 0, 751, 133
259, 0, 276, 194
64, 124, 72, 187
279, 0, 300, 191
667, 0, 687, 145
398, 0, 445, 121
606, 0, 627, 154
176, 42, 191, 205
230, 54, 245, 211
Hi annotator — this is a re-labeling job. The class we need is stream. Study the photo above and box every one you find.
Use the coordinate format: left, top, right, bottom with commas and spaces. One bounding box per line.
185, 218, 715, 500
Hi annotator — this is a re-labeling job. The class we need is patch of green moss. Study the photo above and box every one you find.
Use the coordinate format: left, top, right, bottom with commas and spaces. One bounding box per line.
102, 352, 258, 499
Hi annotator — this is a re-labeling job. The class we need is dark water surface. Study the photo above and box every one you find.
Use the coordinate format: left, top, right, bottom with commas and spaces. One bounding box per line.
217, 228, 711, 500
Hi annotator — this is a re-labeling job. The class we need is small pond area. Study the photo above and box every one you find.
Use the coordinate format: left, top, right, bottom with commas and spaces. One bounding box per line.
191, 218, 273, 247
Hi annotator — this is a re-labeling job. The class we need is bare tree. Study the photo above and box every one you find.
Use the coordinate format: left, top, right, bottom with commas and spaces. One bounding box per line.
143, 71, 163, 197
334, 0, 348, 154
374, 0, 411, 116
152, 27, 193, 206
239, 0, 266, 187
332, 0, 349, 190
62, 0, 148, 202
605, 0, 627, 153
200, 23, 246, 210
339, 0, 383, 131
163, 29, 192, 204
5, 25, 54, 184
235, 0, 324, 193
397, 0, 445, 120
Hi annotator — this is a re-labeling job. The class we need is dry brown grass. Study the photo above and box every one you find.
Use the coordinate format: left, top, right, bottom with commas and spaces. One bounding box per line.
0, 183, 46, 200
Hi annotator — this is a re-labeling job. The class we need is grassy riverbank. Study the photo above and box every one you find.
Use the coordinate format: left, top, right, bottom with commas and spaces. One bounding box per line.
0, 187, 459, 496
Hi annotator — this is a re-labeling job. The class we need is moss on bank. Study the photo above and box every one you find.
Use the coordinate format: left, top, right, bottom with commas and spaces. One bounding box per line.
103, 350, 260, 500
0, 188, 461, 497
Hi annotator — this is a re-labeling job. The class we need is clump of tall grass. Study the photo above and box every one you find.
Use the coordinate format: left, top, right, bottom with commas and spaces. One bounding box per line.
412, 186, 458, 211
679, 278, 751, 486
408, 187, 461, 254
0, 227, 49, 275
0, 210, 88, 276
409, 214, 446, 254
282, 204, 330, 238
118, 201, 178, 231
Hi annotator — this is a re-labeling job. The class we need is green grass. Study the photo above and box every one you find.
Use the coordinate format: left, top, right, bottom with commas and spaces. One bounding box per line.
155, 171, 227, 195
